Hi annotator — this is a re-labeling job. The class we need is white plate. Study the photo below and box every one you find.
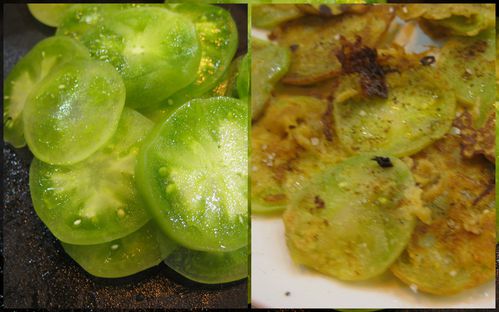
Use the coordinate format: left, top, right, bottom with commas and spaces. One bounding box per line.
251, 9, 496, 309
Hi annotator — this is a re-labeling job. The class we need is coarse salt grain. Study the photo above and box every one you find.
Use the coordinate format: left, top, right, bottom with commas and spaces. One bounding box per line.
409, 284, 418, 293
450, 127, 461, 135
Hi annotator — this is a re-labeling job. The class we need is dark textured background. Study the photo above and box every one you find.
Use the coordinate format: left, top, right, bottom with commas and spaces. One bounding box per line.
2, 3, 248, 309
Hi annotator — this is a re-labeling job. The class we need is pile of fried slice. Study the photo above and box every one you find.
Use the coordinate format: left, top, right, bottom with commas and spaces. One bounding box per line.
4, 3, 249, 283
251, 3, 495, 295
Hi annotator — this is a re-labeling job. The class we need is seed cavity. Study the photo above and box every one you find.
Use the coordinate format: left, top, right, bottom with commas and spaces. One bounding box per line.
158, 167, 168, 177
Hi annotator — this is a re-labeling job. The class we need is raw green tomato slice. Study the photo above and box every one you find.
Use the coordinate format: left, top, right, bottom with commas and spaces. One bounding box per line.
283, 154, 423, 281
56, 4, 159, 41
251, 39, 290, 120
27, 4, 73, 27
237, 54, 250, 100
3, 36, 90, 148
136, 97, 248, 252
334, 66, 456, 157
29, 108, 153, 245
439, 29, 495, 128
62, 222, 163, 278
166, 3, 238, 105
23, 60, 125, 165
252, 4, 304, 30
158, 230, 248, 284
79, 7, 201, 109
206, 55, 243, 98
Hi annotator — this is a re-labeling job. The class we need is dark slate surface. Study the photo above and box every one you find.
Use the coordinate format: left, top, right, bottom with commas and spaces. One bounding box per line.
2, 3, 248, 309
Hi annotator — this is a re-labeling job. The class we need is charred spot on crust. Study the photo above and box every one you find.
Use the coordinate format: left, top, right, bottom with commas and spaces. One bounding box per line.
289, 44, 299, 52
464, 40, 487, 59
371, 156, 393, 168
336, 36, 388, 99
319, 5, 333, 16
322, 100, 334, 142
314, 195, 325, 209
420, 55, 436, 66
264, 193, 287, 203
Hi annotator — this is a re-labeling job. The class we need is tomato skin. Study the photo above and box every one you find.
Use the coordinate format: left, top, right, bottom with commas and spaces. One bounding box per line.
159, 231, 248, 284
236, 54, 250, 100
3, 36, 90, 148
78, 7, 201, 110
62, 222, 164, 278
136, 97, 248, 252
28, 4, 73, 27
23, 60, 125, 165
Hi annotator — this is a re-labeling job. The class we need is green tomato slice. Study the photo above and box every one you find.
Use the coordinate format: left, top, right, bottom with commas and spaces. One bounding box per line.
391, 135, 495, 295
283, 154, 423, 281
158, 230, 248, 284
237, 53, 250, 100
206, 55, 242, 98
167, 3, 238, 105
29, 108, 153, 245
439, 29, 495, 128
56, 4, 159, 41
27, 4, 73, 27
3, 36, 90, 148
136, 97, 248, 252
62, 222, 163, 278
251, 39, 290, 120
79, 7, 201, 109
252, 4, 304, 30
334, 66, 456, 157
23, 60, 125, 165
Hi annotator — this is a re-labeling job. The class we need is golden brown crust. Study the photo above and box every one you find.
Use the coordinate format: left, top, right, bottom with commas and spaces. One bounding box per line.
453, 111, 495, 163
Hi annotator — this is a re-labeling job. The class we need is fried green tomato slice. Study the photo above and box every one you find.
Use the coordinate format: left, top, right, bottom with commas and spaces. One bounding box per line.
391, 134, 495, 295
283, 154, 424, 281
79, 7, 200, 109
28, 4, 73, 27
252, 4, 304, 30
439, 29, 495, 128
252, 39, 290, 120
166, 3, 238, 106
272, 6, 393, 85
252, 96, 347, 214
397, 4, 495, 37
62, 222, 163, 278
136, 97, 248, 252
3, 36, 90, 148
158, 230, 248, 284
23, 60, 125, 165
296, 3, 368, 17
334, 66, 456, 157
30, 108, 153, 245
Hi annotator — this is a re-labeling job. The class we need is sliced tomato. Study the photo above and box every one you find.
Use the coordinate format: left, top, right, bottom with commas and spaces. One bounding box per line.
29, 108, 153, 245
136, 97, 248, 252
3, 36, 90, 148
